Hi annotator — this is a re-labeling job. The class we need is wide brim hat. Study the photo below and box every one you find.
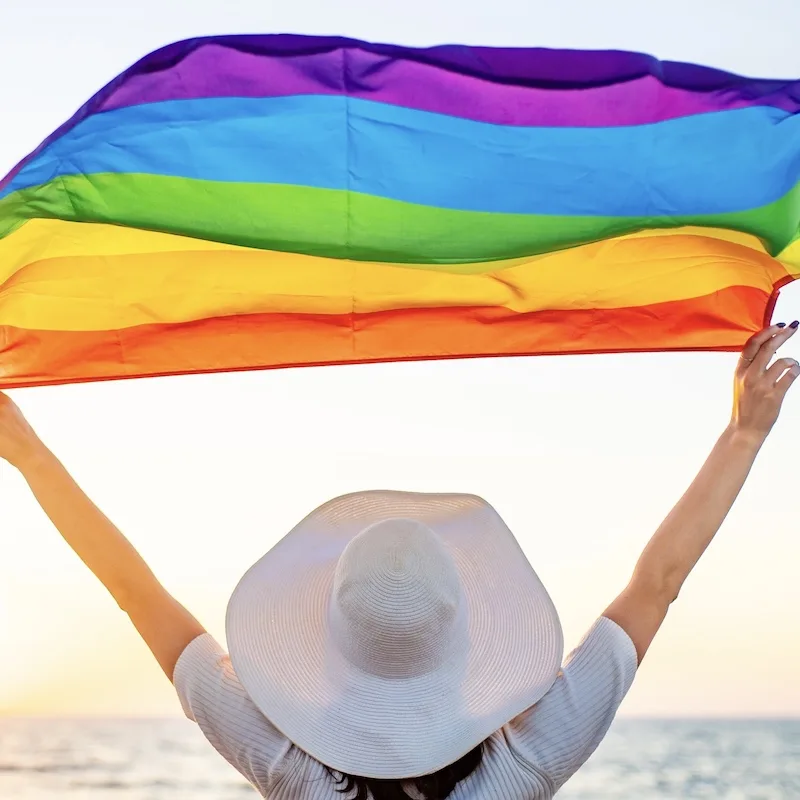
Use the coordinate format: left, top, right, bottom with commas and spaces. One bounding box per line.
226, 491, 563, 779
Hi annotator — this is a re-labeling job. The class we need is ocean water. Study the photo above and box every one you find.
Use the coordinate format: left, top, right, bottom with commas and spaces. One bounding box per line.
0, 718, 797, 799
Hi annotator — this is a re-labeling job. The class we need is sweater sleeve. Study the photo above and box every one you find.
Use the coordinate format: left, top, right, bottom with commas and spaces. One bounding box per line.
173, 633, 295, 795
504, 616, 638, 792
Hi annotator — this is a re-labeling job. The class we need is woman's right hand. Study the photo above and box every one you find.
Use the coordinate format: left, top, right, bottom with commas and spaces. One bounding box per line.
731, 322, 800, 442
0, 391, 45, 471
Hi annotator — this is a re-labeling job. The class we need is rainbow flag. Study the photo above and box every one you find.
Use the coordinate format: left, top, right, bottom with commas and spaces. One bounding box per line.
1, 35, 799, 388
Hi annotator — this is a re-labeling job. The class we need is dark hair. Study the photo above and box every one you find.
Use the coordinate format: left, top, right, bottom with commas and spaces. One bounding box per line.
325, 743, 484, 800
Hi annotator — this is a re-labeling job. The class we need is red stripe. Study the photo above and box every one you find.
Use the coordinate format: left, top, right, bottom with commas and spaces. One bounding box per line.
0, 286, 770, 388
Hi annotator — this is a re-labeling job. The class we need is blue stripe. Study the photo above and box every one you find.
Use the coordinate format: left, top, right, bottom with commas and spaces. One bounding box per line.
3, 96, 799, 215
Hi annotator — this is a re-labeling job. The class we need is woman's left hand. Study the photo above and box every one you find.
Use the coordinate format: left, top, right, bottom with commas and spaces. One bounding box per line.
0, 391, 44, 470
731, 322, 800, 441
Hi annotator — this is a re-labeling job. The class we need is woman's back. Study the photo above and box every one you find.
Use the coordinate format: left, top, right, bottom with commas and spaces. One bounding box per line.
175, 618, 636, 799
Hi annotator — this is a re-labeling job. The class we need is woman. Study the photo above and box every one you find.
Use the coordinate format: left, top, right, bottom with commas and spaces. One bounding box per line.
0, 322, 797, 800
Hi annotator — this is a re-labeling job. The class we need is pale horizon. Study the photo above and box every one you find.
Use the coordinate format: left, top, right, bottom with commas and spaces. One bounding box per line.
1, 0, 799, 719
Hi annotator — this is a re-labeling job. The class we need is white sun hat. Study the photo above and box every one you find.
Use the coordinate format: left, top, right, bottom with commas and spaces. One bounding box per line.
225, 490, 563, 779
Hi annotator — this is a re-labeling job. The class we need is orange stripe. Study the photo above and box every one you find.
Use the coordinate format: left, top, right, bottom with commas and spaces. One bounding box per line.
0, 285, 769, 388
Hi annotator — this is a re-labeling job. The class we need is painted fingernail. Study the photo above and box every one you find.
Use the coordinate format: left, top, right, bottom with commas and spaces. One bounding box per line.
777, 322, 787, 328
791, 321, 800, 329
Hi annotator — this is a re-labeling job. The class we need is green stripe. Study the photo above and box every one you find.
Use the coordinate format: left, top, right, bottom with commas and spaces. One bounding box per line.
2, 173, 799, 268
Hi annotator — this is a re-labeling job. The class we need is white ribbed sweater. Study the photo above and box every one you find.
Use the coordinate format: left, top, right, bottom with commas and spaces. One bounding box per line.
174, 617, 637, 798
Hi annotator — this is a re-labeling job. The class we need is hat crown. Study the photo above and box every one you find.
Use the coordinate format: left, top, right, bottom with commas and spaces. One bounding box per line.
330, 518, 466, 678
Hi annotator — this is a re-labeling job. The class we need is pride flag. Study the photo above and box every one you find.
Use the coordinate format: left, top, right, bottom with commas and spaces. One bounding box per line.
1, 35, 799, 387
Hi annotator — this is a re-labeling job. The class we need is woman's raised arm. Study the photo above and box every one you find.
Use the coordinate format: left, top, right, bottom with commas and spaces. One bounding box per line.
0, 393, 206, 680
604, 322, 799, 663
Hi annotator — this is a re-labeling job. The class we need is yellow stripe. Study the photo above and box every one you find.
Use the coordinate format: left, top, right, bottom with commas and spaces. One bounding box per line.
0, 217, 784, 276
777, 237, 800, 274
0, 219, 791, 332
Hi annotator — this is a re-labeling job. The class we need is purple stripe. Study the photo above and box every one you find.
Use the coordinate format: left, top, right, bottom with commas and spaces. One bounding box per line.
3, 34, 799, 195
98, 35, 800, 120
97, 46, 800, 127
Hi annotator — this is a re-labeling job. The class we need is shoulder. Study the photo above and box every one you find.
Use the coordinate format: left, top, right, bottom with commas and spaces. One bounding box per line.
502, 617, 638, 791
174, 634, 296, 793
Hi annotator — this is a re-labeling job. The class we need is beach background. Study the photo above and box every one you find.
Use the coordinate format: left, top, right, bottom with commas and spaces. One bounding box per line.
0, 718, 798, 799
2, 0, 800, 797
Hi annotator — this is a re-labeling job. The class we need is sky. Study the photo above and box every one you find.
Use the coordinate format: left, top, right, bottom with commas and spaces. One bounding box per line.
1, 0, 799, 718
